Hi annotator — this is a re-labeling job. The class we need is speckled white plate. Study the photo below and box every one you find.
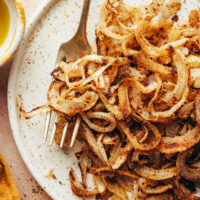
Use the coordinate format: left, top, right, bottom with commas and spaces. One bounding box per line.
7, 0, 200, 199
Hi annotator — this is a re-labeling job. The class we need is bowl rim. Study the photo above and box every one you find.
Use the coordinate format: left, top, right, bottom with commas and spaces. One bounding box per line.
0, 0, 25, 68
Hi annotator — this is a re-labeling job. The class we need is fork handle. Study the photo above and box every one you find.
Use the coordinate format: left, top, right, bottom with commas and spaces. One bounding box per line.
74, 0, 91, 41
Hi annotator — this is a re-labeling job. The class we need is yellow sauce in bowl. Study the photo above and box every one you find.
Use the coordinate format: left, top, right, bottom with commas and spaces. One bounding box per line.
0, 0, 10, 47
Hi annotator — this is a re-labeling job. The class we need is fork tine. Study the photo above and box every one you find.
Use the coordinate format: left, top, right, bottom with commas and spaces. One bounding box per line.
60, 121, 69, 148
49, 114, 57, 146
70, 116, 81, 148
43, 111, 52, 144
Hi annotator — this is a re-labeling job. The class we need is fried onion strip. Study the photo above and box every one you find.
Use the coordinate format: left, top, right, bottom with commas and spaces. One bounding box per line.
136, 52, 172, 75
117, 121, 161, 151
161, 49, 189, 104
69, 169, 99, 197
22, 105, 51, 119
138, 178, 173, 194
135, 22, 168, 58
98, 91, 124, 120
109, 142, 133, 170
81, 112, 116, 132
151, 86, 189, 119
47, 81, 99, 115
157, 126, 200, 154
134, 165, 177, 180
102, 177, 129, 200
82, 123, 108, 165
118, 78, 131, 118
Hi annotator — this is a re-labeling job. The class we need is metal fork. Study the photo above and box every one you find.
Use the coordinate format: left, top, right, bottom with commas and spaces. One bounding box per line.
43, 0, 92, 148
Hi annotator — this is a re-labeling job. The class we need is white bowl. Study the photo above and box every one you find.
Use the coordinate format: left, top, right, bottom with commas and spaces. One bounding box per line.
0, 0, 25, 67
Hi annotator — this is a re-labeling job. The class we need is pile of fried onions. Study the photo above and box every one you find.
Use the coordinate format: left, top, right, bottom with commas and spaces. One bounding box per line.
24, 0, 200, 199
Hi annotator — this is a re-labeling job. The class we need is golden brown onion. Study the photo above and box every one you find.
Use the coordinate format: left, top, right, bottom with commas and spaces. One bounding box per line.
81, 112, 116, 132
81, 123, 108, 165
102, 177, 129, 200
136, 52, 172, 75
157, 126, 200, 154
134, 165, 177, 180
108, 142, 133, 170
138, 178, 173, 194
118, 78, 131, 118
47, 81, 99, 115
69, 169, 99, 197
117, 121, 161, 151
23, 105, 51, 119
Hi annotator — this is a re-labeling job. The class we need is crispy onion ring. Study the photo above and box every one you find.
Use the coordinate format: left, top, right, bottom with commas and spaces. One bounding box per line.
160, 38, 188, 50
116, 15, 136, 31
128, 67, 145, 81
69, 168, 99, 197
161, 49, 189, 105
136, 52, 172, 75
92, 166, 139, 179
93, 175, 106, 195
130, 84, 174, 123
125, 74, 159, 98
99, 0, 132, 39
121, 33, 139, 56
82, 59, 116, 86
134, 165, 177, 180
102, 177, 129, 200
151, 87, 189, 119
138, 178, 173, 194
107, 65, 119, 83
154, 0, 181, 21
65, 56, 88, 87
51, 61, 81, 82
116, 176, 137, 192
148, 74, 162, 112
98, 91, 124, 120
47, 81, 99, 115
144, 184, 173, 194
135, 74, 159, 94
131, 180, 139, 200
139, 125, 149, 143
82, 123, 108, 165
157, 126, 200, 154
150, 50, 189, 119
79, 156, 91, 188
81, 112, 116, 132
135, 21, 168, 58
102, 133, 119, 145
108, 142, 133, 170
129, 82, 152, 121
117, 121, 161, 151
65, 55, 115, 88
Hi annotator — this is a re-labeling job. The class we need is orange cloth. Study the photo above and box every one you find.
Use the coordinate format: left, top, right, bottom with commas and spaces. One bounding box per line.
0, 154, 20, 200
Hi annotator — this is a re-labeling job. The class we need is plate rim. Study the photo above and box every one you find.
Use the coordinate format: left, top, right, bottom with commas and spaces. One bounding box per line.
7, 0, 59, 199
